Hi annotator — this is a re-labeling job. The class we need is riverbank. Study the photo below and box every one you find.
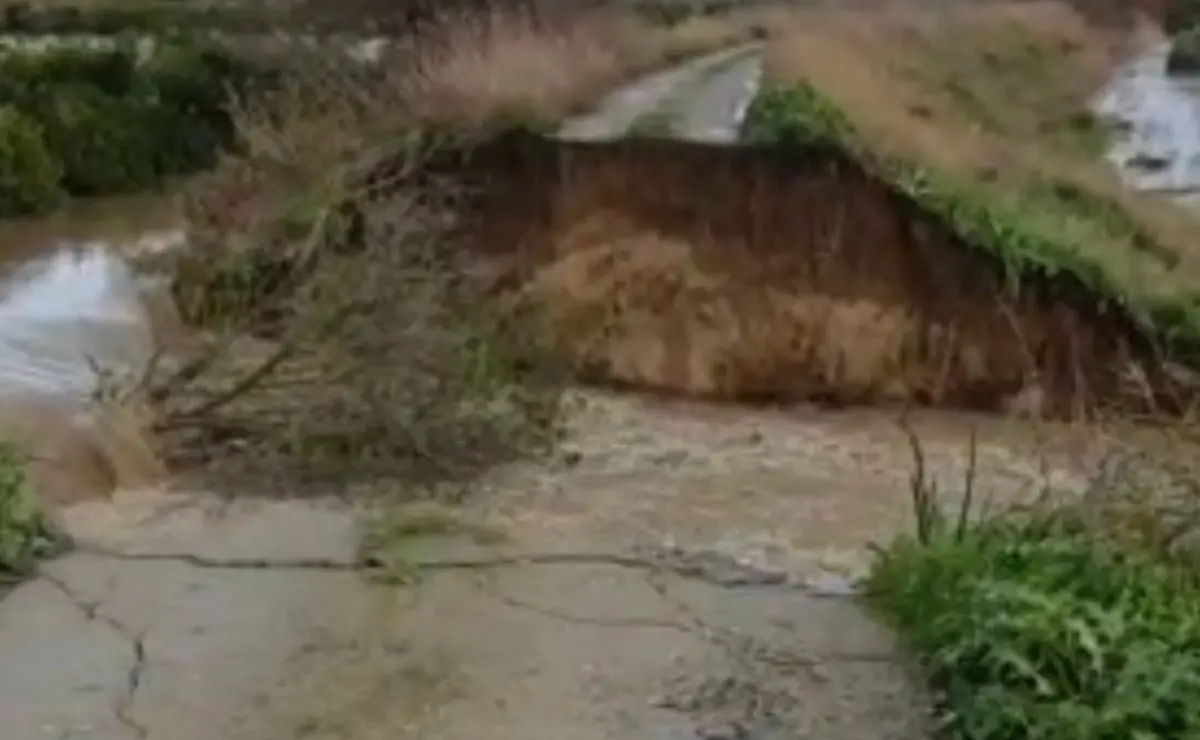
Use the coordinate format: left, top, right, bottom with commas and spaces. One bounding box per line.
746, 2, 1198, 408
744, 3, 1200, 737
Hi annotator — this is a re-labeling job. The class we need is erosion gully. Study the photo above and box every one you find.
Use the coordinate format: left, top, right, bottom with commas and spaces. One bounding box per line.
0, 42, 1174, 740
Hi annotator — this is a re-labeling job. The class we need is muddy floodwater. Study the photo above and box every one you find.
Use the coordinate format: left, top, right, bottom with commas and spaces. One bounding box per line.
0, 192, 184, 503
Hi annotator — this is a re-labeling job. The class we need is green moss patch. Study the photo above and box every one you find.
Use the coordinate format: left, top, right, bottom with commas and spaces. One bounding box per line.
741, 83, 1200, 361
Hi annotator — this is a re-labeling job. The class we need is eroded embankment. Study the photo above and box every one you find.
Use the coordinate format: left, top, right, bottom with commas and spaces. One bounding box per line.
444, 132, 1179, 417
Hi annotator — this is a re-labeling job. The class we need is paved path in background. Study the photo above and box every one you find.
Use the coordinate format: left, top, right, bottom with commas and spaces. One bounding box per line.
557, 44, 763, 142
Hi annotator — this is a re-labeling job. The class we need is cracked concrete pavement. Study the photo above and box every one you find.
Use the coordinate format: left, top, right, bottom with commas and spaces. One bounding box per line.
0, 386, 1099, 740
1, 486, 931, 740
2, 497, 373, 740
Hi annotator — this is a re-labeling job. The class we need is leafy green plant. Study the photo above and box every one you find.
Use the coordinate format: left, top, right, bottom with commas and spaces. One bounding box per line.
869, 431, 1200, 740
0, 105, 65, 216
0, 44, 140, 104
32, 83, 161, 195
0, 441, 64, 584
1169, 25, 1200, 75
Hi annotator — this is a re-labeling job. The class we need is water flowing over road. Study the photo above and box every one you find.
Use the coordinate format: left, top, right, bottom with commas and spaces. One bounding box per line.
0, 45, 1118, 740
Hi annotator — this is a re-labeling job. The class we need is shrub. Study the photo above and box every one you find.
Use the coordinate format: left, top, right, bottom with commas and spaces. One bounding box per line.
0, 442, 63, 584
29, 83, 167, 195
0, 106, 64, 216
1168, 25, 1200, 75
869, 508, 1200, 739
0, 43, 267, 207
0, 44, 139, 105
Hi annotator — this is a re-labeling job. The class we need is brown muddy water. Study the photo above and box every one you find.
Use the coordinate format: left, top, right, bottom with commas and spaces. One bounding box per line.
0, 192, 185, 506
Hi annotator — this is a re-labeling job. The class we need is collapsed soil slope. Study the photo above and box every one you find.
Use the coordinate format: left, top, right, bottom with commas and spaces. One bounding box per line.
447, 133, 1175, 417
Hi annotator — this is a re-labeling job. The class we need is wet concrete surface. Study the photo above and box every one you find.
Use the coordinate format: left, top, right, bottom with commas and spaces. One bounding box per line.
2, 497, 371, 740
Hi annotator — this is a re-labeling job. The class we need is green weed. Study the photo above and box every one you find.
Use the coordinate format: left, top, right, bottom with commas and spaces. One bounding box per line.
868, 427, 1200, 740
0, 442, 65, 585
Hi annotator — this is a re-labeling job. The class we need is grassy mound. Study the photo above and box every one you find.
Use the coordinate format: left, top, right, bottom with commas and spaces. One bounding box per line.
752, 2, 1200, 366
867, 434, 1200, 739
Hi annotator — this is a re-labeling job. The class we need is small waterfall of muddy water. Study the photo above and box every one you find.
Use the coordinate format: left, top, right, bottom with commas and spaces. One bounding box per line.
0, 192, 184, 505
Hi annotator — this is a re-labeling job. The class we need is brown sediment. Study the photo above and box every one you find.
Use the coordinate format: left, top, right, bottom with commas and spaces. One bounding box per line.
446, 133, 1173, 418
0, 395, 167, 506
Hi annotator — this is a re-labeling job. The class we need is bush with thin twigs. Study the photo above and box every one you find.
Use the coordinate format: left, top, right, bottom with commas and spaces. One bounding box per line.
1168, 24, 1200, 74
135, 5, 764, 495
141, 81, 571, 493
867, 420, 1200, 739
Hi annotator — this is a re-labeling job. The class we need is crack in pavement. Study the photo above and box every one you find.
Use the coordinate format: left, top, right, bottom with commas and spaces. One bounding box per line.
68, 542, 862, 597
19, 541, 871, 739
37, 570, 149, 740
484, 584, 897, 666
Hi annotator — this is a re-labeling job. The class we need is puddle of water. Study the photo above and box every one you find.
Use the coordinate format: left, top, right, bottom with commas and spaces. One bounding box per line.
1096, 40, 1200, 202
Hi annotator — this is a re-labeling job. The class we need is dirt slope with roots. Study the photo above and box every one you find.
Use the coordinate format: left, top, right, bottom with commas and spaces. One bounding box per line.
449, 134, 1177, 418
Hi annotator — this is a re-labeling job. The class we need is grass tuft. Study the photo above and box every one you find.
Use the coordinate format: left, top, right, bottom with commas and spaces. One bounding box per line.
869, 426, 1200, 740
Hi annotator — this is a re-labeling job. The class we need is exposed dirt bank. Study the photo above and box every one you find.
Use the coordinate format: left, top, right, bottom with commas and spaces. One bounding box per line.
445, 132, 1180, 417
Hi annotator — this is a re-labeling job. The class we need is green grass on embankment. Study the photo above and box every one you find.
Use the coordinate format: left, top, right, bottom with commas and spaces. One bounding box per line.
741, 81, 1200, 363
749, 5, 1200, 364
